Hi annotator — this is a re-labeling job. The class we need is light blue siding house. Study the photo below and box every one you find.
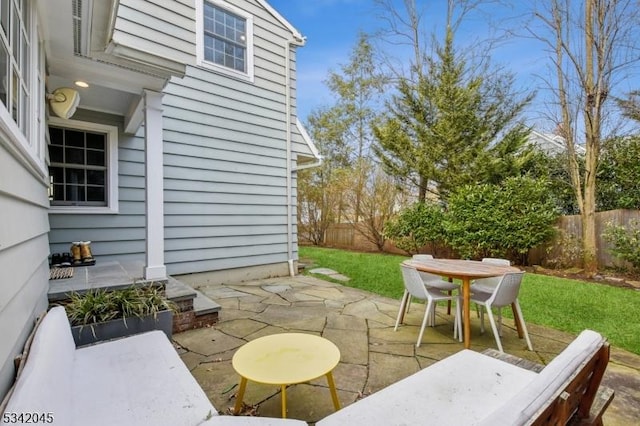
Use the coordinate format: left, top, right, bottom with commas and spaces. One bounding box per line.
0, 0, 319, 400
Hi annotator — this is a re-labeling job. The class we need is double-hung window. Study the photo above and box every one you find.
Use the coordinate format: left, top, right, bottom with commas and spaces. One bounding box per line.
198, 0, 253, 81
0, 0, 46, 174
48, 118, 119, 214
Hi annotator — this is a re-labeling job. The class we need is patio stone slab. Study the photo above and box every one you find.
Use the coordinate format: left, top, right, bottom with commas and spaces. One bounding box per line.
189, 360, 239, 413
602, 361, 640, 425
253, 305, 328, 332
255, 384, 353, 423
215, 318, 269, 339
177, 273, 640, 425
262, 284, 292, 294
323, 328, 368, 365
342, 299, 397, 326
308, 268, 350, 282
309, 268, 339, 275
243, 325, 290, 341
365, 352, 420, 393
369, 341, 415, 357
197, 286, 249, 300
279, 290, 323, 303
299, 287, 346, 301
173, 328, 245, 356
314, 362, 368, 394
325, 313, 367, 332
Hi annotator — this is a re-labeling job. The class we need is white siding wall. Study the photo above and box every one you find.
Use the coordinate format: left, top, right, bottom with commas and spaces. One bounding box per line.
0, 142, 50, 399
48, 0, 307, 277
162, 0, 301, 275
113, 0, 197, 66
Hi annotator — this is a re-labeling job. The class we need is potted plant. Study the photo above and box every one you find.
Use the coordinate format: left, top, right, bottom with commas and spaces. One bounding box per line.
60, 285, 176, 346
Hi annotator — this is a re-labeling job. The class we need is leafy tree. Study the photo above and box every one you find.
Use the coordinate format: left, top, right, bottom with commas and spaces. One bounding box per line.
597, 136, 640, 210
384, 202, 446, 255
443, 177, 559, 262
524, 150, 581, 215
373, 27, 533, 202
326, 32, 387, 160
345, 162, 403, 251
529, 0, 640, 273
298, 35, 392, 246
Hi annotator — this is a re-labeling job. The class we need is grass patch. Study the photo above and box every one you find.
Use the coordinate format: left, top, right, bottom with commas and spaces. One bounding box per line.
300, 246, 640, 354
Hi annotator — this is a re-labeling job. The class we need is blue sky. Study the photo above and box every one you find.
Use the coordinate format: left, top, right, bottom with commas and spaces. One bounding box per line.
268, 1, 550, 125
267, 1, 639, 132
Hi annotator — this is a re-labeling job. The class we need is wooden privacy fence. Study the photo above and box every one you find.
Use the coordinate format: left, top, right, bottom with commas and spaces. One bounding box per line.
531, 209, 640, 269
323, 209, 640, 269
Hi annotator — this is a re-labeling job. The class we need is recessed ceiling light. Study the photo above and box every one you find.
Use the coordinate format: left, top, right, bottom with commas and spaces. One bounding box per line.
75, 81, 89, 88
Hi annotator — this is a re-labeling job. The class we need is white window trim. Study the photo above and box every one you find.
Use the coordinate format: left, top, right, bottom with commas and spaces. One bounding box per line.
0, 1, 47, 180
195, 0, 255, 82
48, 117, 119, 214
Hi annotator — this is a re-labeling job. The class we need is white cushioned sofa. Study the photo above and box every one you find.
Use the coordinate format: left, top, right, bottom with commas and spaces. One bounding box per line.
0, 307, 304, 426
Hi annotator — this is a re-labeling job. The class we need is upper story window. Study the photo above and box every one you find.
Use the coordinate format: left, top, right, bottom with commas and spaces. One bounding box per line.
197, 0, 254, 82
48, 118, 119, 214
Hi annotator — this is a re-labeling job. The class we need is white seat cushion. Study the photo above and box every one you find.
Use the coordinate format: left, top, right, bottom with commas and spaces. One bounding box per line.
317, 350, 537, 426
3, 307, 76, 423
478, 330, 604, 426
72, 330, 216, 426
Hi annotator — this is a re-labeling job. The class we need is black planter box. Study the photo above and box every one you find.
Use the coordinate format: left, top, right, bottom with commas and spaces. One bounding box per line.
71, 310, 173, 347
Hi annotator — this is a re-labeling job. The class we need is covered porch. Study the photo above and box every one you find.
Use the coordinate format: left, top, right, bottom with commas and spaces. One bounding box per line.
41, 0, 194, 282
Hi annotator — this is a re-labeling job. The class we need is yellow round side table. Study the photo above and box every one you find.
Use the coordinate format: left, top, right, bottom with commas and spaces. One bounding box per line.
232, 333, 341, 418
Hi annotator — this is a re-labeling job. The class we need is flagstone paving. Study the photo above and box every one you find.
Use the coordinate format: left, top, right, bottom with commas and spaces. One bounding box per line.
173, 275, 640, 424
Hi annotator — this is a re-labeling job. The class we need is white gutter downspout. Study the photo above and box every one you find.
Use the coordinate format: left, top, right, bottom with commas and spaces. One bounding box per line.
285, 37, 305, 276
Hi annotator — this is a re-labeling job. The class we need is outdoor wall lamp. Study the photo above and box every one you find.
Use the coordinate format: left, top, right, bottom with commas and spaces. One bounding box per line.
47, 87, 80, 119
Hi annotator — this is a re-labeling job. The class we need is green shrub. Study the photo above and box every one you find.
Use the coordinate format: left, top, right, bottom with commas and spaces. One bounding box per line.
602, 220, 640, 269
443, 176, 559, 261
383, 202, 446, 254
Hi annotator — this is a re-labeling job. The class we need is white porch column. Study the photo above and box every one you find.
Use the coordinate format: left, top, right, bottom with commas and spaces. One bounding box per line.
143, 90, 167, 280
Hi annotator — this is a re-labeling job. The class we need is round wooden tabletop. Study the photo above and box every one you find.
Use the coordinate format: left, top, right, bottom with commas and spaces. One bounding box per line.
232, 333, 341, 385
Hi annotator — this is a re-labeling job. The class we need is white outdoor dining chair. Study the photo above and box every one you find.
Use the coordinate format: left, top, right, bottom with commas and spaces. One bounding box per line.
412, 254, 460, 317
470, 257, 511, 293
470, 271, 533, 353
395, 264, 462, 347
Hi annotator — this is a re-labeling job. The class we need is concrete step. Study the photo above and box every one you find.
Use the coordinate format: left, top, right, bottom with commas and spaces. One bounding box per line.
192, 289, 221, 316
166, 276, 220, 316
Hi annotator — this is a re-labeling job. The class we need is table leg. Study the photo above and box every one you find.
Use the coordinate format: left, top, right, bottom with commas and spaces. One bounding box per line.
462, 277, 471, 349
233, 377, 248, 415
398, 290, 409, 325
281, 385, 287, 418
447, 278, 454, 315
511, 302, 524, 338
326, 371, 341, 411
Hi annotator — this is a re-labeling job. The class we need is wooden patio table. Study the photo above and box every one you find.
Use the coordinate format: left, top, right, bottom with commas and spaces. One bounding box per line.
403, 259, 521, 349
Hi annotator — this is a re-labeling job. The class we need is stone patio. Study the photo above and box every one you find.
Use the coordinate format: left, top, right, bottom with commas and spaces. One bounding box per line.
173, 275, 640, 425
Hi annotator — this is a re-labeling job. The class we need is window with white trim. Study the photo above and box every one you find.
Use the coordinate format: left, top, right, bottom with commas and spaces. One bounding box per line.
197, 0, 254, 81
0, 0, 31, 137
0, 0, 46, 175
47, 118, 119, 214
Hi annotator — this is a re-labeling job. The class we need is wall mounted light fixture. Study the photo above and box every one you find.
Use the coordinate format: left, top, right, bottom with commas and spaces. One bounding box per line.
47, 87, 80, 119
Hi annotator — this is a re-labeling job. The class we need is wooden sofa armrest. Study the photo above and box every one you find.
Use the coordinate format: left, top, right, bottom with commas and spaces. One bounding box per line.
481, 347, 614, 426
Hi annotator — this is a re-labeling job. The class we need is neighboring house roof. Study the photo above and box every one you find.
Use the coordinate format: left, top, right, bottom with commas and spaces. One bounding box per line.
295, 119, 322, 168
528, 130, 587, 155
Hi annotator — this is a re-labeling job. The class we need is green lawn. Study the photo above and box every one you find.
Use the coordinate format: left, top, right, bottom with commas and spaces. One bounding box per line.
299, 246, 640, 355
